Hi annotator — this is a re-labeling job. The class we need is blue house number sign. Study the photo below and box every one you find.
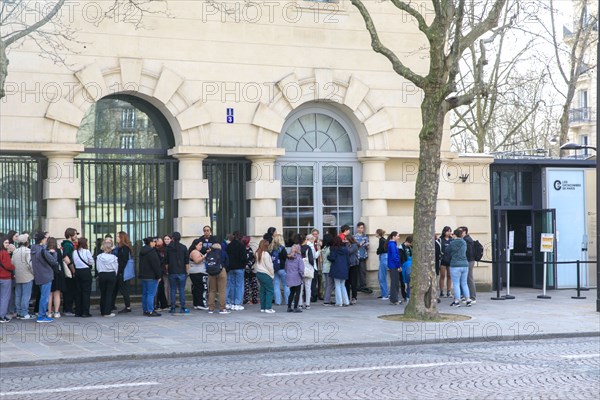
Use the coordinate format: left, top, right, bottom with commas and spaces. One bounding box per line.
226, 108, 234, 124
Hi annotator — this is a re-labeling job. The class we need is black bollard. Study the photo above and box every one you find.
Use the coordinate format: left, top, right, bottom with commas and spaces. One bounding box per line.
571, 260, 586, 300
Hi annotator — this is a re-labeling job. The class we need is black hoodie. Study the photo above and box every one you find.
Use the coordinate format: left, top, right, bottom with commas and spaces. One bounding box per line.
138, 245, 162, 280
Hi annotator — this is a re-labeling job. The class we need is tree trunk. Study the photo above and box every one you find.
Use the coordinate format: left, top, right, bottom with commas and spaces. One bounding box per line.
0, 40, 8, 100
404, 93, 446, 320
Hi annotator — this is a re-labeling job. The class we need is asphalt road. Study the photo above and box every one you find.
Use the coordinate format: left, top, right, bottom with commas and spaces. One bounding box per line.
0, 337, 598, 399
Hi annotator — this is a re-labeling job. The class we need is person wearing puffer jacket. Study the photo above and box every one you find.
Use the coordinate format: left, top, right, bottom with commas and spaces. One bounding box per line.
31, 232, 58, 323
285, 244, 305, 313
327, 236, 350, 307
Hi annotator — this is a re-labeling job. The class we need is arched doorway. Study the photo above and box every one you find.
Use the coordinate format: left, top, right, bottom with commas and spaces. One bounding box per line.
278, 106, 361, 245
75, 94, 177, 247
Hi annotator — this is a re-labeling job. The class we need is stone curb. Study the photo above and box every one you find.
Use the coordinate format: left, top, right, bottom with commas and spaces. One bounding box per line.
2, 330, 598, 369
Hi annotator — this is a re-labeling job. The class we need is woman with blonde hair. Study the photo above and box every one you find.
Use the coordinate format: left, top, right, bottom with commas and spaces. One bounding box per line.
96, 239, 118, 317
254, 239, 275, 313
269, 234, 288, 306
113, 231, 133, 314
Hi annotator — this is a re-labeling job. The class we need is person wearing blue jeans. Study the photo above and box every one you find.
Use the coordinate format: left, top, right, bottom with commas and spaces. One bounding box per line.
226, 269, 245, 309
225, 232, 247, 311
169, 274, 187, 312
15, 281, 33, 319
37, 282, 52, 321
164, 232, 190, 314
378, 253, 388, 299
375, 229, 388, 299
142, 279, 159, 315
273, 269, 289, 305
445, 228, 472, 307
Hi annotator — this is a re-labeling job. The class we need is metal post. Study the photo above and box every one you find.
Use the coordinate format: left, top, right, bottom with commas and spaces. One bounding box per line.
572, 260, 586, 299
491, 260, 505, 300
504, 246, 515, 299
537, 253, 551, 299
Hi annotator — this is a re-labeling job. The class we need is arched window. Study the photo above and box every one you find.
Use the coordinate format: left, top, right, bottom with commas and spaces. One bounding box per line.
282, 113, 353, 153
278, 106, 360, 245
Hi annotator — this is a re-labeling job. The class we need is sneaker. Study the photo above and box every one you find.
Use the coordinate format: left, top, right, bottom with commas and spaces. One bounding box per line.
148, 311, 162, 317
0, 317, 8, 323
196, 306, 209, 311
219, 309, 231, 314
64, 312, 76, 317
287, 308, 293, 313
169, 307, 177, 314
208, 310, 215, 314
446, 291, 452, 298
264, 309, 276, 314
179, 307, 190, 314
36, 316, 53, 323
293, 308, 302, 313
350, 298, 357, 305
225, 304, 232, 310
471, 299, 477, 304
450, 301, 461, 307
53, 312, 61, 318
118, 308, 132, 314
260, 309, 265, 313
103, 313, 116, 317
381, 296, 389, 300
155, 308, 162, 312
305, 305, 311, 310
234, 305, 244, 311
15, 315, 22, 320
323, 302, 333, 307
466, 300, 472, 307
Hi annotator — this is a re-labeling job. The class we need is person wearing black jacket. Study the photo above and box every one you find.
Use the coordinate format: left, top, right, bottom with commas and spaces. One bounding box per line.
199, 226, 218, 255
165, 232, 190, 314
225, 231, 247, 311
112, 231, 133, 314
139, 237, 162, 317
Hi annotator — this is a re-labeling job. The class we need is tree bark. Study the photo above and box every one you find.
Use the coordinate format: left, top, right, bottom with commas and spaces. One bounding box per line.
403, 92, 446, 319
0, 40, 8, 100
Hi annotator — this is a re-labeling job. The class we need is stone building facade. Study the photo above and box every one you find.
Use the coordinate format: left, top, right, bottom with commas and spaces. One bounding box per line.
0, 0, 492, 287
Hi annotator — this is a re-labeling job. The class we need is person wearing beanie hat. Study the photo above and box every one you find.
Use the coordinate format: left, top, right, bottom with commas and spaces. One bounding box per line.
12, 235, 34, 319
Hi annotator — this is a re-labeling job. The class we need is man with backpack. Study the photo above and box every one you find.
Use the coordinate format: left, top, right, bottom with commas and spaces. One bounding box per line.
206, 243, 230, 314
459, 226, 479, 304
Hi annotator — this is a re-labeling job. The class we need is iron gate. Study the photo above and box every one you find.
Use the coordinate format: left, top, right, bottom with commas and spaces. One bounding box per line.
0, 155, 45, 234
203, 158, 250, 240
75, 158, 177, 247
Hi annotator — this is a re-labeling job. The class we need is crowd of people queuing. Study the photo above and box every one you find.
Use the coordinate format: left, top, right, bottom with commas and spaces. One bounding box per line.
0, 222, 479, 323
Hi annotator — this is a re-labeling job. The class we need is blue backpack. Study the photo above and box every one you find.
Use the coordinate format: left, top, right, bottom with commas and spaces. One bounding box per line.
271, 246, 282, 271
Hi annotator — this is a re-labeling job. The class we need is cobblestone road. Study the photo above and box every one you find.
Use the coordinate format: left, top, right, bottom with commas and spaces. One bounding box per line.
0, 337, 598, 399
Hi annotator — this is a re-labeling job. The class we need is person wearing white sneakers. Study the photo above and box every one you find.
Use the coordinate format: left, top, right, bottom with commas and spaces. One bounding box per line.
254, 239, 275, 314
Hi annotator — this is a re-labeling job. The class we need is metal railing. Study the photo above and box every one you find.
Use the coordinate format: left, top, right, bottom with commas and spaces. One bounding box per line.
0, 155, 45, 234
568, 107, 593, 123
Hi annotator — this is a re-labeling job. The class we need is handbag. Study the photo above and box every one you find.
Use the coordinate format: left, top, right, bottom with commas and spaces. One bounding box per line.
123, 253, 135, 281
302, 257, 314, 279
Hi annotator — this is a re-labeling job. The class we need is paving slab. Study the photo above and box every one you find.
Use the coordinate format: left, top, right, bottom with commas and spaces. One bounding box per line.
1, 288, 598, 367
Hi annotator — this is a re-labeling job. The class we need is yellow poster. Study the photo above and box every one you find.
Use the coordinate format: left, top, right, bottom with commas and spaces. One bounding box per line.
540, 233, 554, 253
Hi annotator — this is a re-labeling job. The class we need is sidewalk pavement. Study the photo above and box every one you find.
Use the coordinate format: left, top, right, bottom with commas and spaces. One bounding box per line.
1, 288, 598, 367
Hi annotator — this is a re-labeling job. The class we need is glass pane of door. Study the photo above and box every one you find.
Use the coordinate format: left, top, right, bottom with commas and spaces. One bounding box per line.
321, 165, 353, 237
533, 209, 556, 289
282, 164, 314, 246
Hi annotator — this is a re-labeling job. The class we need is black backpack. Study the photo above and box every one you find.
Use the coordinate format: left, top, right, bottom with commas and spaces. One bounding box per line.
473, 240, 484, 261
205, 250, 223, 276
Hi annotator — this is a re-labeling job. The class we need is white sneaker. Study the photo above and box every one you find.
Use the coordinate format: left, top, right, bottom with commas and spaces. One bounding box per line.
53, 312, 61, 318
381, 296, 390, 300
103, 313, 116, 318
22, 314, 33, 320
264, 309, 276, 314
226, 304, 232, 310
233, 305, 244, 311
